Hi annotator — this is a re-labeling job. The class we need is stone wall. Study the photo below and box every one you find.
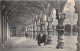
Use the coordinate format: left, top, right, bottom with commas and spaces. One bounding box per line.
0, 7, 2, 46
10, 23, 25, 36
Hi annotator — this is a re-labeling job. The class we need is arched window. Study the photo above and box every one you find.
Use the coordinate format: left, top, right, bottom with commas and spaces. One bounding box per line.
65, 24, 71, 36
65, 24, 71, 32
73, 25, 78, 32
10, 24, 17, 36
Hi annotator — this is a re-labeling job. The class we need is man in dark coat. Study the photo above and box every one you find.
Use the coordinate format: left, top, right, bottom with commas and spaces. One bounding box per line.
37, 33, 42, 46
42, 34, 47, 46
25, 33, 28, 38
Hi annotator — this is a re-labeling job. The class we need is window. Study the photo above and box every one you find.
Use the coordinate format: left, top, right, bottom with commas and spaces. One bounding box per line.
12, 27, 16, 29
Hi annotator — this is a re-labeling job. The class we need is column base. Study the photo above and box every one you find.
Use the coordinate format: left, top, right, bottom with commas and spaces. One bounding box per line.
47, 39, 52, 45
0, 41, 7, 50
56, 42, 64, 49
0, 44, 5, 49
47, 40, 52, 45
76, 43, 80, 51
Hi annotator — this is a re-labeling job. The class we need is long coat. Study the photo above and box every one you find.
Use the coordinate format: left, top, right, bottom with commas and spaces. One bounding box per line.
37, 34, 42, 44
42, 34, 47, 43
25, 33, 28, 38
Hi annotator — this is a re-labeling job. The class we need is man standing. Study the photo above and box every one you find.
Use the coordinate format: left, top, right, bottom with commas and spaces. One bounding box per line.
37, 33, 42, 46
42, 34, 47, 46
25, 33, 28, 38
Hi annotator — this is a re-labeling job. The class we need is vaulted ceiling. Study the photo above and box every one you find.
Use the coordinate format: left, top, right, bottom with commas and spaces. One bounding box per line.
1, 0, 67, 26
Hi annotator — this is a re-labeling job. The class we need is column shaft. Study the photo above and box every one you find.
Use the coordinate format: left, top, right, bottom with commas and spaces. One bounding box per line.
0, 9, 2, 45
47, 22, 53, 44
77, 14, 80, 51
71, 25, 73, 36
54, 26, 56, 36
47, 16, 53, 45
56, 9, 65, 49
33, 24, 35, 39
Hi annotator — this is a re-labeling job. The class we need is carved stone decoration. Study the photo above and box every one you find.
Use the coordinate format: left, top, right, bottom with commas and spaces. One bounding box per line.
75, 1, 80, 51
56, 12, 65, 49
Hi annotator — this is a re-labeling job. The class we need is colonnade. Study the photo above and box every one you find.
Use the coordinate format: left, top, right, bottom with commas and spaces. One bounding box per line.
26, 11, 53, 44
0, 1, 80, 51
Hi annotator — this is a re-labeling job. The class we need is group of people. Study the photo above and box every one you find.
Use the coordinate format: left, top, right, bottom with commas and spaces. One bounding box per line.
37, 33, 47, 46
25, 32, 47, 46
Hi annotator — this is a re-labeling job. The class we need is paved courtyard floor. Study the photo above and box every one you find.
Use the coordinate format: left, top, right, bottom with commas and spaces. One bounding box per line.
1, 36, 77, 51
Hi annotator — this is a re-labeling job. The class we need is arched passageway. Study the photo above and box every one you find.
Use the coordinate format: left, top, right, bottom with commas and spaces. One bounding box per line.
0, 0, 79, 51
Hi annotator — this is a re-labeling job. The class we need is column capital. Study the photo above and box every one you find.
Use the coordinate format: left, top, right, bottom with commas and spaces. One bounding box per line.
48, 17, 53, 22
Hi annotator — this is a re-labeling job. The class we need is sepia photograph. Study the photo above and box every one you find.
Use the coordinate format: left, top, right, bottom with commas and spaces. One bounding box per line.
0, 0, 80, 51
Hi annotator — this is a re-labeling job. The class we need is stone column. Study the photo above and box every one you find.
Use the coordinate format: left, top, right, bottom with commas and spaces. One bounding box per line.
35, 21, 37, 39
29, 26, 31, 38
71, 25, 73, 37
76, 14, 80, 51
1, 11, 4, 44
1, 11, 7, 44
30, 26, 32, 38
56, 10, 65, 49
31, 25, 33, 38
27, 27, 29, 37
37, 19, 40, 35
1, 6, 7, 49
0, 7, 2, 47
36, 21, 38, 35
28, 26, 30, 38
31, 25, 33, 39
33, 21, 37, 39
30, 25, 32, 38
75, 1, 80, 51
33, 22, 35, 39
4, 14, 7, 47
7, 23, 10, 40
47, 17, 53, 45
54, 25, 56, 36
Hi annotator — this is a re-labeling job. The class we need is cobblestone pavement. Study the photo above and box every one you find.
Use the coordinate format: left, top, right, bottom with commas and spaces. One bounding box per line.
2, 36, 77, 51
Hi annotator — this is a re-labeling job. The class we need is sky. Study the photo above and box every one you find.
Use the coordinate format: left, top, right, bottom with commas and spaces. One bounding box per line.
67, 0, 75, 6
